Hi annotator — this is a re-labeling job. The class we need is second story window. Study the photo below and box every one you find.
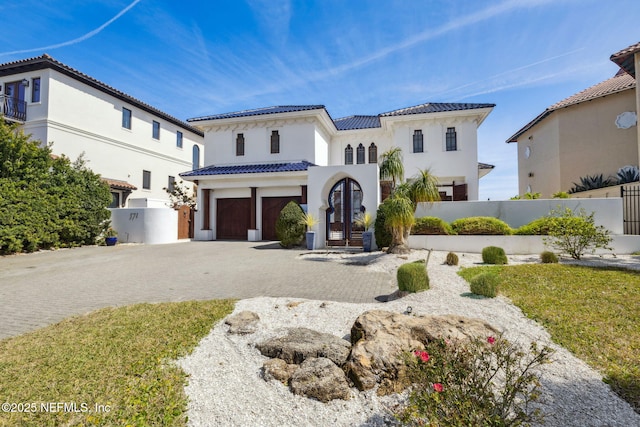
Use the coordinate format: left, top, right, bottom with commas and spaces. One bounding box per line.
31, 77, 41, 103
142, 170, 151, 190
270, 130, 280, 154
368, 143, 377, 164
152, 121, 160, 140
122, 107, 132, 129
176, 131, 183, 148
236, 133, 245, 156
345, 144, 353, 165
356, 143, 365, 164
446, 127, 457, 151
413, 130, 423, 153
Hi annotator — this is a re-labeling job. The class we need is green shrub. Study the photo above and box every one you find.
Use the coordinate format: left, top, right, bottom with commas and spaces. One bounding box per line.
543, 207, 612, 260
397, 260, 429, 293
540, 251, 559, 263
397, 335, 552, 426
514, 217, 555, 235
451, 217, 513, 235
411, 216, 455, 235
445, 252, 459, 266
374, 201, 392, 248
552, 191, 570, 198
469, 272, 500, 297
275, 201, 305, 248
481, 246, 508, 265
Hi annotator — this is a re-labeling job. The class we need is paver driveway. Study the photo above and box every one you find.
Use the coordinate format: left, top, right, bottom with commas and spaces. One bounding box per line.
0, 241, 395, 339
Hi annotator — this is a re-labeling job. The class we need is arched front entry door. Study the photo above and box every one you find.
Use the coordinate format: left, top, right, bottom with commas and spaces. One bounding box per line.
326, 178, 365, 246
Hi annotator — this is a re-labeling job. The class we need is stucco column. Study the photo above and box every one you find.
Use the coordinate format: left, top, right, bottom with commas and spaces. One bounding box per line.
250, 187, 257, 229
202, 189, 211, 230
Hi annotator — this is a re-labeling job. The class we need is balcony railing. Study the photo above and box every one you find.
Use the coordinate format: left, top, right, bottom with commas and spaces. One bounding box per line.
1, 95, 27, 122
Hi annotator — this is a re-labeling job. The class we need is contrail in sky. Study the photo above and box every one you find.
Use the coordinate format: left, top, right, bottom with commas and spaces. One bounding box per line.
0, 0, 142, 57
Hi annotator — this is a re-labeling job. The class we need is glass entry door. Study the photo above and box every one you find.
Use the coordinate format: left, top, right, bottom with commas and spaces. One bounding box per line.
326, 178, 364, 246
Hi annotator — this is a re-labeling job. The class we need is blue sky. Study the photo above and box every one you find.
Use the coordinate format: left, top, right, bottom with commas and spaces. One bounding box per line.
1, 0, 639, 200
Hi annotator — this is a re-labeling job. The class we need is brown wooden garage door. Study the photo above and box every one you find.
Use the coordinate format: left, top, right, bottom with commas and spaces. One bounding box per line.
217, 198, 251, 240
262, 196, 301, 241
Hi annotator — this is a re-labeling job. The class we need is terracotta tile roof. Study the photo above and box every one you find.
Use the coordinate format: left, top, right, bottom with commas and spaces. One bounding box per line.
102, 178, 137, 191
506, 71, 636, 143
188, 106, 327, 122
610, 41, 640, 76
0, 54, 203, 137
180, 161, 315, 177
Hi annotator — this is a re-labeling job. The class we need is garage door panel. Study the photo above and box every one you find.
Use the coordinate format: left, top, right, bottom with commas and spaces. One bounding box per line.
217, 198, 251, 240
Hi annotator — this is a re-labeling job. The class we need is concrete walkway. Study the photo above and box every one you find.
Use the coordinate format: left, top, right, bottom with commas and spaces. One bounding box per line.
0, 241, 395, 340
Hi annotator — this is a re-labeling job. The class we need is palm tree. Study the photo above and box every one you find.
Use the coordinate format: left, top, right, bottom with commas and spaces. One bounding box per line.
379, 147, 404, 190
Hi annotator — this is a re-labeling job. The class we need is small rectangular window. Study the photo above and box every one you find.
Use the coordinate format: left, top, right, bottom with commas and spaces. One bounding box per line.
446, 127, 457, 151
152, 121, 160, 140
31, 77, 41, 103
270, 130, 280, 154
122, 107, 132, 129
143, 170, 151, 190
176, 131, 183, 148
168, 176, 175, 193
236, 133, 245, 156
413, 130, 423, 153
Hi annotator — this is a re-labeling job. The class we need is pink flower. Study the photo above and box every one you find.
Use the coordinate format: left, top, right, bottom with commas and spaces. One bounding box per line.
487, 336, 496, 345
433, 383, 444, 393
413, 350, 430, 363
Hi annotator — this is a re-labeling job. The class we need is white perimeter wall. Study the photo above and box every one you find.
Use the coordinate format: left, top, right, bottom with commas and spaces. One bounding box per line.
109, 208, 178, 244
415, 198, 624, 234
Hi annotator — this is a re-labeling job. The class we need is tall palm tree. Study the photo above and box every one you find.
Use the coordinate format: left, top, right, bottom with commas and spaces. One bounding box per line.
379, 147, 404, 190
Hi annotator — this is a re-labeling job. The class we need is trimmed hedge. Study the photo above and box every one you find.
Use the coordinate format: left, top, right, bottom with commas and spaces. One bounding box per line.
469, 272, 500, 298
482, 246, 508, 265
374, 201, 392, 248
276, 201, 305, 248
397, 260, 429, 293
445, 251, 459, 266
411, 216, 455, 235
514, 217, 555, 235
450, 217, 513, 235
540, 251, 559, 263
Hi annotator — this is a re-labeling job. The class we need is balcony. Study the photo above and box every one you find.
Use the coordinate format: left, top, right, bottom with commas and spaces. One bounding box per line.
1, 95, 27, 122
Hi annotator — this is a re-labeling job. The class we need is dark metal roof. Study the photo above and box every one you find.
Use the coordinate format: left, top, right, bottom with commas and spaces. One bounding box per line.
334, 115, 381, 130
380, 102, 495, 117
0, 54, 204, 137
188, 105, 326, 122
180, 161, 315, 177
478, 162, 495, 170
610, 41, 640, 77
506, 71, 636, 143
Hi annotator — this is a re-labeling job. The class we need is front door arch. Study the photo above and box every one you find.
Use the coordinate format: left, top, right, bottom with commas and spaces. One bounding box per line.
326, 178, 365, 246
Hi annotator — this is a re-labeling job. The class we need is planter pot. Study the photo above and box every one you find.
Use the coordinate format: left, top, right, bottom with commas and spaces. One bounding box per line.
362, 231, 373, 252
305, 231, 316, 250
105, 237, 118, 246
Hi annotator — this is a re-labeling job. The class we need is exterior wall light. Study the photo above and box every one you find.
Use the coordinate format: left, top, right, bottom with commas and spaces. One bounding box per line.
21, 78, 29, 87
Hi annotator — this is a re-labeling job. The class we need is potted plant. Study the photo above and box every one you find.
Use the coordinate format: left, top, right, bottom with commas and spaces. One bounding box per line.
300, 212, 319, 250
356, 212, 374, 252
105, 227, 118, 246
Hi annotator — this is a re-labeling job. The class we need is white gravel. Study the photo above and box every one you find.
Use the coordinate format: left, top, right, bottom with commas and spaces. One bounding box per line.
178, 251, 640, 427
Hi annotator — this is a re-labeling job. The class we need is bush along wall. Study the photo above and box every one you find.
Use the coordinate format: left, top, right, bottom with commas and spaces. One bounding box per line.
411, 216, 455, 235
482, 246, 508, 265
450, 217, 513, 235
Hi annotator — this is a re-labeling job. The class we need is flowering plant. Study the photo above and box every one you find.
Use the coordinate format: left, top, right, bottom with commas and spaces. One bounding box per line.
397, 334, 552, 426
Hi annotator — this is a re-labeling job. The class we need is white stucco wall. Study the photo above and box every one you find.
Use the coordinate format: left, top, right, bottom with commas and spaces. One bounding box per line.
109, 207, 178, 244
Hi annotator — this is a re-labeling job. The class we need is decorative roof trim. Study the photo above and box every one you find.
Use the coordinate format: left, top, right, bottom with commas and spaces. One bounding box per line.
0, 54, 203, 137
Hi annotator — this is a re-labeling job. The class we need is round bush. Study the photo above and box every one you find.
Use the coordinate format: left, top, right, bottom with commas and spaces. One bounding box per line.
445, 251, 459, 266
514, 217, 554, 235
482, 246, 508, 265
411, 216, 454, 235
397, 260, 429, 293
276, 201, 305, 248
540, 251, 559, 263
469, 272, 499, 298
451, 217, 513, 235
374, 201, 392, 248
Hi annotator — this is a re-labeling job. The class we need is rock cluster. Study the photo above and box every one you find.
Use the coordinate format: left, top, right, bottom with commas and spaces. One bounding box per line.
226, 309, 499, 402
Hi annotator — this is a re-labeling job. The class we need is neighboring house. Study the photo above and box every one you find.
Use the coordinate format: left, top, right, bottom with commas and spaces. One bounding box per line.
181, 103, 494, 246
0, 54, 204, 208
507, 42, 640, 198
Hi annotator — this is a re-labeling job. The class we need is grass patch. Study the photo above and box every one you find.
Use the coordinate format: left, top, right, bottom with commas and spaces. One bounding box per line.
0, 300, 235, 426
459, 264, 640, 413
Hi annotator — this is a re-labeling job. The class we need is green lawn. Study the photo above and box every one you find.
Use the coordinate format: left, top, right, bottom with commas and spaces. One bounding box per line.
459, 264, 640, 413
0, 300, 235, 427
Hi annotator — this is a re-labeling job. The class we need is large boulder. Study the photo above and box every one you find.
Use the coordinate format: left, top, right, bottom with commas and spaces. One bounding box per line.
290, 357, 352, 402
256, 328, 351, 366
262, 358, 299, 385
344, 310, 500, 395
225, 311, 260, 335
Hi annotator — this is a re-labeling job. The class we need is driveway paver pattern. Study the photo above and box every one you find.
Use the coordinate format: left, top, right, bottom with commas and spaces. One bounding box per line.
0, 241, 395, 339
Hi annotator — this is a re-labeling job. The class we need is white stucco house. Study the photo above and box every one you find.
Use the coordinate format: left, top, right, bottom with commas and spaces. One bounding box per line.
180, 103, 495, 248
0, 54, 204, 208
